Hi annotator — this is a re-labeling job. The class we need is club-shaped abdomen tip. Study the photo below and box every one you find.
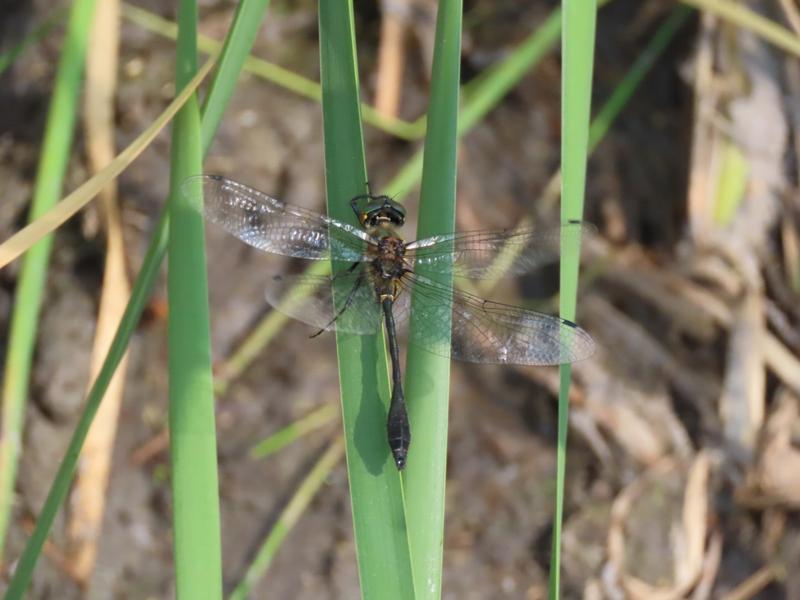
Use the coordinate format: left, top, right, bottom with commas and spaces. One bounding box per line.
393, 449, 407, 470
387, 405, 410, 470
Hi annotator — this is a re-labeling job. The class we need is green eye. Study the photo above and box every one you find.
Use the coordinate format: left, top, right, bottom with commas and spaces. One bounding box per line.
357, 195, 405, 226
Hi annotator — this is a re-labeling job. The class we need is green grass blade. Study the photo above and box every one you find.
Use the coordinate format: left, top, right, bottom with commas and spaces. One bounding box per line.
121, 2, 422, 140
0, 7, 67, 76
213, 310, 290, 395
401, 1, 462, 598
250, 403, 338, 459
384, 3, 572, 201
588, 5, 692, 150
459, 8, 561, 133
200, 0, 271, 152
318, 2, 415, 598
0, 0, 97, 563
478, 5, 693, 282
713, 140, 748, 225
550, 1, 598, 598
680, 0, 800, 56
228, 438, 345, 599
385, 0, 620, 201
168, 1, 222, 597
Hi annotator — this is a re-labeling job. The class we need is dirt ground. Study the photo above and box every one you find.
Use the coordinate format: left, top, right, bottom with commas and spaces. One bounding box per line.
1, 0, 799, 598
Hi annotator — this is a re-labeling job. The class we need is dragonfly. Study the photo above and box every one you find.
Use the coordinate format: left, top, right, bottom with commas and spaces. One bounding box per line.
184, 175, 595, 470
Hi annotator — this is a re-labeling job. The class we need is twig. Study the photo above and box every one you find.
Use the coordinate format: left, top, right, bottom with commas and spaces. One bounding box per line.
374, 0, 410, 118
66, 0, 127, 585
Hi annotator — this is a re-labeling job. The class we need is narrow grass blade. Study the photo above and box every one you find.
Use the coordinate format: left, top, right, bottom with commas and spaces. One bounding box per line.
588, 6, 692, 150
401, 1, 462, 599
200, 0, 271, 152
213, 310, 291, 395
0, 57, 216, 269
121, 2, 423, 140
318, 2, 414, 598
680, 0, 800, 57
713, 140, 748, 226
167, 1, 222, 597
250, 403, 339, 459
477, 4, 694, 292
0, 0, 97, 562
459, 7, 562, 133
384, 3, 570, 200
228, 438, 345, 599
0, 7, 67, 76
550, 1, 598, 598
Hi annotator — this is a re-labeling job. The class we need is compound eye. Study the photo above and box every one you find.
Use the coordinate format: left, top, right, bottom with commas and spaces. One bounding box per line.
389, 209, 405, 226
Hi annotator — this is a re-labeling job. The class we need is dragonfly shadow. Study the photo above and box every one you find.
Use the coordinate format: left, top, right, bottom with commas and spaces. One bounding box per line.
352, 334, 394, 475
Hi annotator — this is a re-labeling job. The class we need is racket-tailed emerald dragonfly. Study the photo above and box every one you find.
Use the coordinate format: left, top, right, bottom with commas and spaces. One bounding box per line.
184, 175, 595, 470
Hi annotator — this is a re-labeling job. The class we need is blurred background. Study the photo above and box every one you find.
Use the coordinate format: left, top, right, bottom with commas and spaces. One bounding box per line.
1, 0, 799, 598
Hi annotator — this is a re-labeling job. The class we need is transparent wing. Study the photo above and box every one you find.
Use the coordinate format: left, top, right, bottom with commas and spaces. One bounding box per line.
406, 222, 593, 279
183, 175, 375, 262
393, 272, 595, 365
264, 268, 383, 335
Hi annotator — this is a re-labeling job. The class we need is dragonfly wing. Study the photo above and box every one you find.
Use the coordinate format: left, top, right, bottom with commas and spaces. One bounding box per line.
264, 269, 382, 335
397, 272, 595, 365
184, 175, 375, 262
406, 222, 593, 279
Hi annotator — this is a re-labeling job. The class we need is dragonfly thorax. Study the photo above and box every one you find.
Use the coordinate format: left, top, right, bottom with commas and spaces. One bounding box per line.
372, 236, 407, 280
376, 235, 405, 256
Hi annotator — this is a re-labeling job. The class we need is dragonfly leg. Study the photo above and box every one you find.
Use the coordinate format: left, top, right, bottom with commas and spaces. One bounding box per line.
309, 266, 364, 338
382, 297, 410, 469
350, 194, 371, 223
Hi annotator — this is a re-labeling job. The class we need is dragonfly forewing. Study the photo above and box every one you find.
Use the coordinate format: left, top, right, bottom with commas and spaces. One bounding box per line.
406, 221, 594, 279
184, 175, 375, 263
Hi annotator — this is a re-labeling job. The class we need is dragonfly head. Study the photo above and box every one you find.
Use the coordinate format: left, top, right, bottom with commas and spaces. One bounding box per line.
352, 193, 406, 229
